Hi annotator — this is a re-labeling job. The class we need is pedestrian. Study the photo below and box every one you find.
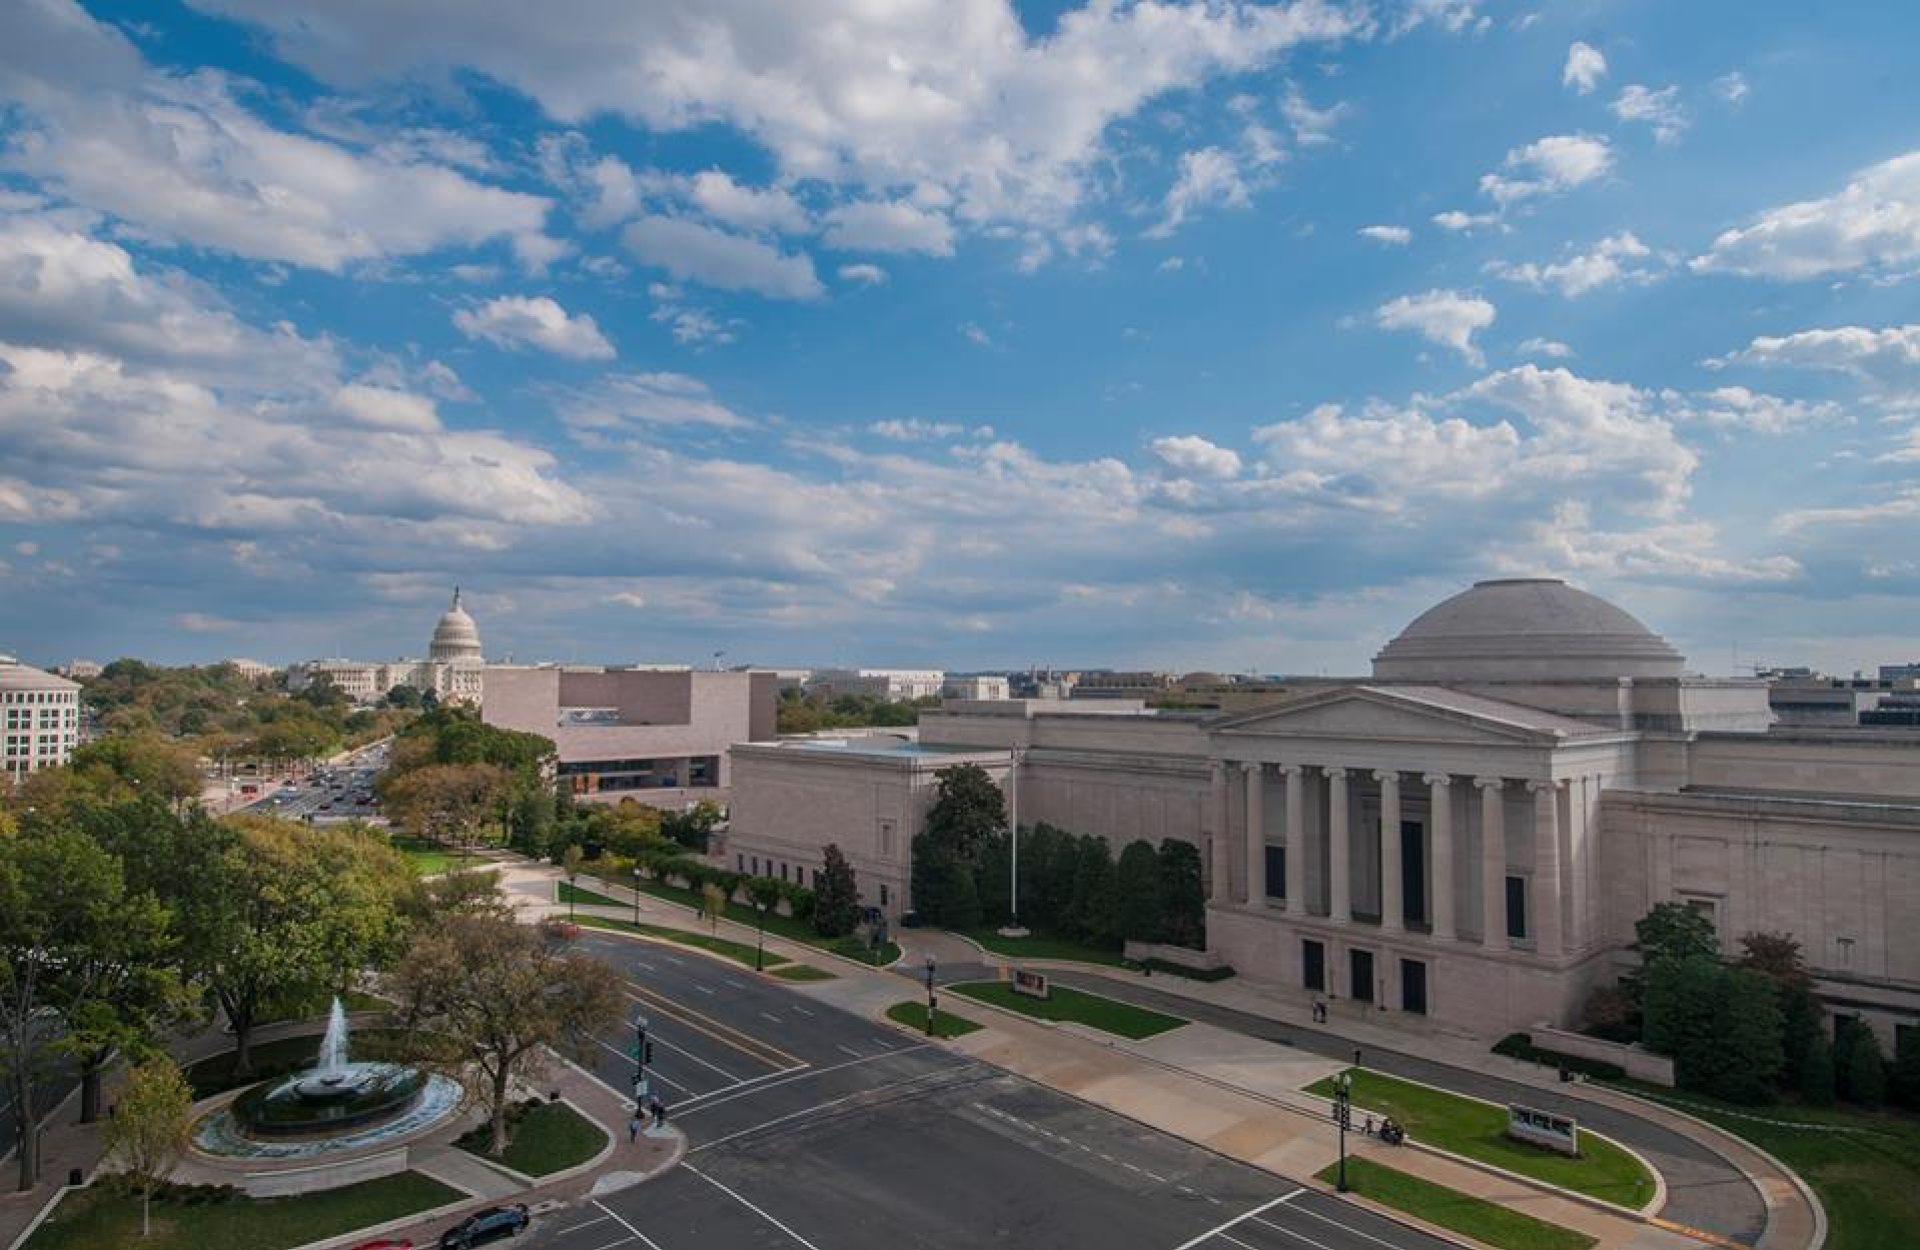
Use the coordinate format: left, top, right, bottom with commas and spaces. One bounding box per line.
649, 1096, 666, 1129
1363, 1114, 1375, 1137
628, 1109, 642, 1143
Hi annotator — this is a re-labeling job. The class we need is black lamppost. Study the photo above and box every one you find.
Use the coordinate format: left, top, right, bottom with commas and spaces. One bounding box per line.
632, 866, 643, 926
923, 955, 938, 1036
1332, 1070, 1353, 1192
754, 896, 769, 971
568, 867, 579, 920
632, 1012, 652, 1101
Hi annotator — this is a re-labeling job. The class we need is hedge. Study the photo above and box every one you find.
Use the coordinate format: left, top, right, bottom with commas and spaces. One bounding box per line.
1493, 1031, 1626, 1082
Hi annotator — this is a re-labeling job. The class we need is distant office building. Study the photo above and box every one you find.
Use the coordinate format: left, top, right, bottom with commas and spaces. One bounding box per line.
1, 655, 81, 779
1862, 691, 1920, 727
806, 668, 945, 701
288, 588, 486, 705
1881, 662, 1920, 683
57, 659, 102, 680
223, 658, 278, 680
942, 675, 1010, 701
484, 665, 779, 804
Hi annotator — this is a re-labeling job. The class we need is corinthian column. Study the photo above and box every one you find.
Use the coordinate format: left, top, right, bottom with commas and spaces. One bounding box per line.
1284, 765, 1308, 917
1425, 773, 1455, 940
1244, 763, 1266, 905
1208, 760, 1230, 903
1376, 770, 1403, 934
1475, 776, 1507, 951
1528, 780, 1564, 959
1327, 767, 1351, 923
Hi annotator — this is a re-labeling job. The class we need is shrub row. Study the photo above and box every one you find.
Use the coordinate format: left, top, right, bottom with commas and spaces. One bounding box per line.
1493, 1031, 1627, 1082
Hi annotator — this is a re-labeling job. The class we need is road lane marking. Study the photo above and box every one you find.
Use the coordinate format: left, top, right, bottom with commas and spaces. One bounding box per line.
591, 1037, 697, 1096
1171, 1193, 1303, 1250
692, 984, 716, 995
675, 1044, 931, 1116
1259, 1195, 1412, 1250
551, 1213, 611, 1234
618, 989, 779, 1074
691, 1066, 968, 1153
623, 980, 800, 1068
792, 1006, 815, 1017
760, 1012, 782, 1024
593, 1200, 669, 1250
836, 1044, 863, 1058
684, 1163, 823, 1250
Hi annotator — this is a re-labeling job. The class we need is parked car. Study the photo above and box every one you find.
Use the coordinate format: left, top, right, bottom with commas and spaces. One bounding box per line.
539, 917, 581, 942
437, 1205, 529, 1247
348, 1239, 413, 1250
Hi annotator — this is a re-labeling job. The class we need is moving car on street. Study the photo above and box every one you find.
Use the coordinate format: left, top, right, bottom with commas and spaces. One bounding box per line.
437, 1204, 530, 1247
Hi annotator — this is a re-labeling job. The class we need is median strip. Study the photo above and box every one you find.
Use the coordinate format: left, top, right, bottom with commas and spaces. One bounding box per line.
948, 980, 1186, 1040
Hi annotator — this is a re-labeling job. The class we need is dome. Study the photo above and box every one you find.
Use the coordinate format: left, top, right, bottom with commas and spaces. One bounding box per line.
1372, 578, 1684, 682
428, 588, 484, 663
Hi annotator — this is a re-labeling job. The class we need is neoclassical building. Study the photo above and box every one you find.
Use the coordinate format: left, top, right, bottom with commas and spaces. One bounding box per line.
288, 588, 487, 705
725, 579, 1920, 1045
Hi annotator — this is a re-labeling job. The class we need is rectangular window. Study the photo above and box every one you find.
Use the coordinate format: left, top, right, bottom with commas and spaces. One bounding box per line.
1401, 821, 1427, 925
736, 853, 744, 871
1264, 844, 1287, 901
1506, 875, 1528, 941
1302, 939, 1326, 992
879, 883, 890, 907
1401, 959, 1428, 1015
1349, 948, 1375, 1003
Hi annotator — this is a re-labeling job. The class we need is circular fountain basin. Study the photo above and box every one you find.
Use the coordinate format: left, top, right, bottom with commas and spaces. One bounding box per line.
193, 1070, 464, 1160
232, 1062, 427, 1138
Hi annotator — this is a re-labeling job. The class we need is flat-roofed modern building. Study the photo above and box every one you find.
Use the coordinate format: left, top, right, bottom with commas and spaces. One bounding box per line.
1, 655, 81, 779
806, 668, 946, 700
484, 664, 779, 805
724, 578, 1920, 1047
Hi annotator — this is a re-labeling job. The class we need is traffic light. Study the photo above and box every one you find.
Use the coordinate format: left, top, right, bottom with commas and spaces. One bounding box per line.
644, 1041, 654, 1064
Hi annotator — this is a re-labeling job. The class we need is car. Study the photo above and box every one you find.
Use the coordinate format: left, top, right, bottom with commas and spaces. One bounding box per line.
437, 1204, 530, 1247
348, 1239, 413, 1250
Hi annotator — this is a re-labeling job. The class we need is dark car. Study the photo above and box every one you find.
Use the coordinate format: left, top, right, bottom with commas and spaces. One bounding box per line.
437, 1205, 529, 1247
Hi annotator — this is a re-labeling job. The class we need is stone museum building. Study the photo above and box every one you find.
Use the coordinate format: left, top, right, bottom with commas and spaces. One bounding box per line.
725, 578, 1920, 1045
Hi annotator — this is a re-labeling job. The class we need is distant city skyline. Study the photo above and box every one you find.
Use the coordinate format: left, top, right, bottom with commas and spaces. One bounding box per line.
2, 3, 1917, 674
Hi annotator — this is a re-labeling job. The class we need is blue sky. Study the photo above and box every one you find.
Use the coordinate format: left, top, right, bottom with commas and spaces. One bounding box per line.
1, 0, 1917, 675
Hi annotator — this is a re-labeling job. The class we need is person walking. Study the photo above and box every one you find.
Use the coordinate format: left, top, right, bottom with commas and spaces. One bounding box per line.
628, 1109, 643, 1143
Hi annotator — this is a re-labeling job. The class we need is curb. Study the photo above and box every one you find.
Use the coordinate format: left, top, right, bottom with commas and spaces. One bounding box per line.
3, 1182, 84, 1250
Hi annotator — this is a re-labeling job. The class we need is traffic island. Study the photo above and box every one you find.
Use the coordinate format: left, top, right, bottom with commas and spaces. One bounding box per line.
1317, 1157, 1598, 1250
949, 980, 1187, 1040
885, 1001, 984, 1039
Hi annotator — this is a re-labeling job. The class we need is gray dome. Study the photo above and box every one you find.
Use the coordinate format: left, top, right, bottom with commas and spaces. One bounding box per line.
428, 588, 484, 663
1372, 578, 1683, 681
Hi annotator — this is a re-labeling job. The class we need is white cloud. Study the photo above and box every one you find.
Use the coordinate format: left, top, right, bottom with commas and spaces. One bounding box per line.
822, 199, 956, 256
1479, 134, 1613, 204
0, 2, 547, 272
1490, 232, 1663, 296
1253, 402, 1520, 504
1282, 86, 1349, 147
960, 322, 993, 348
1156, 256, 1186, 273
622, 215, 823, 299
1611, 84, 1687, 144
1713, 72, 1750, 106
687, 171, 811, 235
551, 372, 755, 434
452, 295, 615, 360
1713, 323, 1920, 395
1669, 386, 1844, 434
608, 591, 648, 609
1562, 42, 1606, 94
1374, 289, 1497, 365
1150, 147, 1251, 236
1517, 337, 1574, 359
838, 262, 888, 286
646, 285, 741, 348
1151, 435, 1242, 479
1690, 150, 1920, 281
1358, 225, 1412, 246
869, 419, 966, 441
1432, 209, 1499, 232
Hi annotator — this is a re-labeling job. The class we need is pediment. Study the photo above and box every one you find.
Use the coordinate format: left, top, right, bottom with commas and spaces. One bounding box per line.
1209, 685, 1580, 747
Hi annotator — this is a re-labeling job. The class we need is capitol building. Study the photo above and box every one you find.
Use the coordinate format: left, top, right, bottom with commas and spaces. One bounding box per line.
288, 588, 487, 705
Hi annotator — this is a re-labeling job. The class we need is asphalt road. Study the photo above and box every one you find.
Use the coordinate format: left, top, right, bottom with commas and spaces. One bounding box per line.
239, 744, 389, 823
524, 931, 1462, 1250
1047, 970, 1767, 1246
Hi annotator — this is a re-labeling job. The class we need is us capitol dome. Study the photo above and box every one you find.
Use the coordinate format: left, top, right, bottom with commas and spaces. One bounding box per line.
428, 587, 485, 664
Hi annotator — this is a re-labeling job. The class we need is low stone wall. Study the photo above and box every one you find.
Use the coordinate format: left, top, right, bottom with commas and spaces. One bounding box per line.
242, 1146, 410, 1198
1533, 1024, 1675, 1087
1122, 940, 1224, 971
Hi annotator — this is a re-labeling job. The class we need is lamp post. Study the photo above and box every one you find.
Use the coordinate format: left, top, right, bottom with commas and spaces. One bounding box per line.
754, 896, 768, 972
923, 955, 938, 1036
1332, 1070, 1353, 1192
631, 1012, 651, 1101
998, 746, 1029, 937
632, 866, 642, 926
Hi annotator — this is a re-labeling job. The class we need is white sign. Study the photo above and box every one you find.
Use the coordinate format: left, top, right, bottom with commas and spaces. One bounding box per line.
1012, 968, 1051, 1000
1507, 1104, 1579, 1156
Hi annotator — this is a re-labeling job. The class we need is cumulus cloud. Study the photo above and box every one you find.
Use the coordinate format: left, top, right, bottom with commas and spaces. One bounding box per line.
1151, 435, 1242, 479
1517, 337, 1574, 359
1562, 42, 1606, 94
838, 262, 888, 286
1374, 289, 1497, 365
822, 199, 956, 256
1712, 323, 1920, 395
1479, 134, 1613, 205
1611, 84, 1687, 144
1358, 225, 1412, 246
1690, 150, 1920, 281
550, 371, 755, 434
1668, 386, 1843, 435
687, 170, 811, 235
1432, 209, 1499, 232
1149, 147, 1252, 236
1490, 232, 1663, 296
622, 215, 823, 299
453, 295, 615, 359
869, 419, 968, 441
1713, 72, 1750, 106
1282, 86, 1349, 147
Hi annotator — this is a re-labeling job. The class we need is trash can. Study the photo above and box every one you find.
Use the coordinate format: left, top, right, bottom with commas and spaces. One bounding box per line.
67, 1168, 83, 1188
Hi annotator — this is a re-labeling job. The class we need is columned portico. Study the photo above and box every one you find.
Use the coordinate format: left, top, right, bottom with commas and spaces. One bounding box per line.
1326, 767, 1351, 923
1475, 776, 1507, 951
1283, 765, 1307, 918
1208, 760, 1230, 903
1529, 779, 1564, 960
1376, 770, 1403, 934
1425, 773, 1455, 940
1243, 762, 1266, 905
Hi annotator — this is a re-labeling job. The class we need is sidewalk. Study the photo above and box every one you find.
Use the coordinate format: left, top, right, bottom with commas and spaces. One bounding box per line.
506, 862, 1769, 1250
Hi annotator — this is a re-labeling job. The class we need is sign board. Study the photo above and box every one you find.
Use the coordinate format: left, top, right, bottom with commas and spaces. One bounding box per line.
1507, 1104, 1579, 1156
1012, 968, 1051, 1000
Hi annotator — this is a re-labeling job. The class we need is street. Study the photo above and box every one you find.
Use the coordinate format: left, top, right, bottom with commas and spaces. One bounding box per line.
530, 931, 1458, 1250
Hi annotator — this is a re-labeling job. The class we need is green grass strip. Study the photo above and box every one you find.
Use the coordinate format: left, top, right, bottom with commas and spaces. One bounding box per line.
959, 927, 1129, 966
22, 1172, 463, 1250
588, 871, 899, 965
949, 980, 1186, 1040
885, 1001, 984, 1038
767, 964, 837, 982
456, 1099, 606, 1176
1305, 1069, 1655, 1209
576, 914, 789, 969
559, 879, 625, 908
1317, 1157, 1596, 1250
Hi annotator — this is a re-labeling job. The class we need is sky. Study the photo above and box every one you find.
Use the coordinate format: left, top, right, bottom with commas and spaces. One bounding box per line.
1, 0, 1917, 677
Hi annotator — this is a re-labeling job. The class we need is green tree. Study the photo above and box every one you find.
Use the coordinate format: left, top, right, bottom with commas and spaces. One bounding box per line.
1156, 839, 1206, 950
911, 843, 981, 929
105, 1057, 193, 1238
1799, 1029, 1837, 1106
1641, 955, 1726, 1092
661, 801, 723, 852
561, 844, 584, 918
1892, 1026, 1920, 1111
391, 914, 623, 1156
1114, 840, 1163, 944
1709, 967, 1784, 1104
1846, 1027, 1889, 1108
1736, 931, 1811, 987
973, 831, 1012, 926
383, 762, 513, 858
1635, 902, 1720, 968
1023, 823, 1077, 930
1065, 835, 1118, 945
813, 844, 860, 938
61, 736, 204, 806
922, 763, 1006, 867
1778, 985, 1825, 1097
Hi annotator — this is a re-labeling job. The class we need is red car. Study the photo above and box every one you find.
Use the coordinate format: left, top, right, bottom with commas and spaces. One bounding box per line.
348, 1240, 412, 1250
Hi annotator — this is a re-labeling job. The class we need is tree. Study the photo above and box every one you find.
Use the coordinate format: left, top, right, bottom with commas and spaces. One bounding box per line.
61, 737, 204, 807
1710, 967, 1784, 1104
1845, 1026, 1888, 1108
383, 763, 513, 858
973, 831, 1012, 926
1893, 1026, 1920, 1112
392, 914, 623, 1156
701, 882, 727, 933
1778, 984, 1825, 1097
106, 1057, 192, 1238
1114, 840, 1163, 945
562, 844, 584, 919
910, 842, 980, 929
1642, 955, 1726, 1093
922, 764, 1006, 867
746, 877, 783, 970
1799, 1030, 1836, 1106
813, 845, 860, 938
1156, 839, 1206, 950
1065, 835, 1118, 946
1635, 903, 1720, 970
1022, 823, 1077, 930
1736, 931, 1812, 988
661, 801, 722, 853
403, 868, 512, 923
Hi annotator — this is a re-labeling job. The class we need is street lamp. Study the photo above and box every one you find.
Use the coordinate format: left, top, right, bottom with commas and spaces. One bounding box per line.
998, 746, 1029, 937
632, 866, 643, 926
631, 1013, 652, 1101
923, 955, 938, 1036
754, 896, 769, 971
1332, 1070, 1353, 1192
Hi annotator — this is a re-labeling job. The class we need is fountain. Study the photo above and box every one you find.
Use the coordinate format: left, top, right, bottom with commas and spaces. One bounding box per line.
192, 996, 463, 1162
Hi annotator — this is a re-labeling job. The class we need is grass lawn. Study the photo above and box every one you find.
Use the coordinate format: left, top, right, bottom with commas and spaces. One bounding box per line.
828, 934, 903, 965
885, 1001, 984, 1038
960, 927, 1129, 967
588, 871, 900, 966
1605, 1081, 1920, 1250
457, 1099, 607, 1176
576, 914, 789, 969
950, 980, 1186, 1040
767, 963, 837, 982
1305, 1069, 1654, 1209
1318, 1157, 1596, 1250
23, 1172, 462, 1250
559, 879, 626, 908
391, 837, 463, 875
